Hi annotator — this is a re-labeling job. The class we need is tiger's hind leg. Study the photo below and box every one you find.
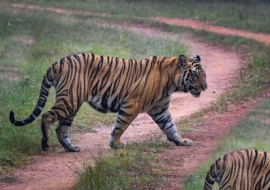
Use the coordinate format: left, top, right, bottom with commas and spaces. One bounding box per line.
41, 110, 57, 151
41, 100, 81, 151
148, 107, 193, 146
55, 112, 80, 152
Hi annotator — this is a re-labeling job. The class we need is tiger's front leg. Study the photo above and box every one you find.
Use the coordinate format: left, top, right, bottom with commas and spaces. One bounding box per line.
110, 122, 126, 149
148, 107, 193, 146
110, 105, 139, 149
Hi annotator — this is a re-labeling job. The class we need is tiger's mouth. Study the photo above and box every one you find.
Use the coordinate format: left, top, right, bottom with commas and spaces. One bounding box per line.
191, 91, 201, 98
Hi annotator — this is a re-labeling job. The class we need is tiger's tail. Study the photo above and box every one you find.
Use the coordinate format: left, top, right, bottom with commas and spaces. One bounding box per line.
9, 65, 55, 126
203, 158, 221, 190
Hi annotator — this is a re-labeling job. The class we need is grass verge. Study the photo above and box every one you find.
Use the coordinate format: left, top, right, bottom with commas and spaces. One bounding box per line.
72, 137, 171, 190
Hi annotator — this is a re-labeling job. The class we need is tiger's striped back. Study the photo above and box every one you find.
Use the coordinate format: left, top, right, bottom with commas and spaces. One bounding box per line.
203, 149, 270, 190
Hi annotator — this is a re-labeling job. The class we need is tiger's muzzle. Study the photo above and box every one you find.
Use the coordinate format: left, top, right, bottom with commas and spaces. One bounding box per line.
191, 83, 207, 98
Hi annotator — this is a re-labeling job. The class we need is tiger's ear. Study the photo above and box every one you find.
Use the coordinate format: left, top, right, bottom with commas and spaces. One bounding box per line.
193, 55, 201, 62
178, 55, 187, 70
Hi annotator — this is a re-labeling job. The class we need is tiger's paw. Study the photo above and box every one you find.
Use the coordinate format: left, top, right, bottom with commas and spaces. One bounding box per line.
64, 144, 81, 152
110, 140, 125, 149
41, 137, 50, 151
182, 138, 193, 146
169, 137, 193, 146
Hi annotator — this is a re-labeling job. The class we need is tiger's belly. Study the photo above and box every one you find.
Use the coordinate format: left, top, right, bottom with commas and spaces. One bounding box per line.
87, 96, 120, 113
86, 94, 171, 114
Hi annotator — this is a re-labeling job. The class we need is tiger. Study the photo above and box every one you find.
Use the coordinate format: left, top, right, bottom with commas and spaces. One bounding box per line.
203, 149, 270, 190
9, 53, 207, 152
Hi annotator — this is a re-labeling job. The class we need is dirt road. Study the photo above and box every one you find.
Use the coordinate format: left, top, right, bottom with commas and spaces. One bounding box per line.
156, 17, 270, 46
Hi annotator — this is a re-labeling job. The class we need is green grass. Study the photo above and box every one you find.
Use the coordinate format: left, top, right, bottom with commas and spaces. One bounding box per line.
72, 137, 171, 190
184, 98, 270, 189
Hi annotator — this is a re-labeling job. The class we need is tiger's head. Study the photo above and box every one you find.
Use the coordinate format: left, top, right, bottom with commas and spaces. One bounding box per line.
176, 55, 207, 98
